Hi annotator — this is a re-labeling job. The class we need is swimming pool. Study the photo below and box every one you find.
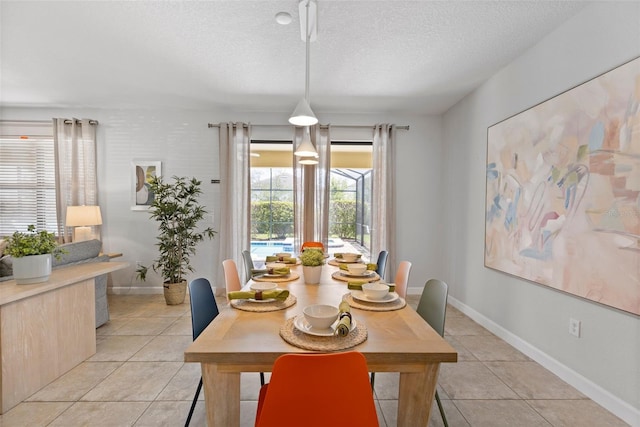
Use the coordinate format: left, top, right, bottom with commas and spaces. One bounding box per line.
250, 239, 345, 257
250, 241, 295, 257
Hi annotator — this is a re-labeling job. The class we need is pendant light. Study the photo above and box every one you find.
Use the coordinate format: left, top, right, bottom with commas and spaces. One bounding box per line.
289, 0, 318, 128
297, 127, 319, 165
295, 126, 318, 157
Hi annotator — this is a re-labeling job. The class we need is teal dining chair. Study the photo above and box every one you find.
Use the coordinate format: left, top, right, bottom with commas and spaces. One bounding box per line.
416, 278, 450, 427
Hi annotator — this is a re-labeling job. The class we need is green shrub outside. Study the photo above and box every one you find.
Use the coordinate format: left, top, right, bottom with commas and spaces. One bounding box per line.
251, 201, 294, 239
250, 200, 358, 241
329, 200, 356, 239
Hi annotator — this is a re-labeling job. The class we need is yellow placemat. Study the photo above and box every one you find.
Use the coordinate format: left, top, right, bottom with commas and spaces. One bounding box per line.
331, 270, 379, 283
252, 272, 300, 283
343, 293, 406, 311
230, 294, 297, 312
279, 317, 368, 351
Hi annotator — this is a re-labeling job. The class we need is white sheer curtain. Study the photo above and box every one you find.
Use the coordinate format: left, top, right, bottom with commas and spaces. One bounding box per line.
293, 125, 331, 252
53, 118, 98, 243
217, 122, 251, 288
371, 124, 396, 280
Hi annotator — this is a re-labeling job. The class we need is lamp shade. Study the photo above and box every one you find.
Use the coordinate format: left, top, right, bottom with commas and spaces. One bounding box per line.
289, 98, 318, 126
66, 205, 103, 226
299, 157, 319, 165
294, 127, 318, 157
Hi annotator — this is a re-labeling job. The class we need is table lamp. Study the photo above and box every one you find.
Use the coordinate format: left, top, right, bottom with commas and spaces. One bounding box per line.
66, 205, 103, 242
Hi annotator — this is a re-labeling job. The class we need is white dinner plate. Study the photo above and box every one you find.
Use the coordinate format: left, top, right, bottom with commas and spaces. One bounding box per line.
248, 298, 277, 303
334, 258, 361, 264
351, 290, 399, 304
341, 270, 375, 278
293, 315, 357, 337
258, 273, 290, 279
250, 282, 278, 291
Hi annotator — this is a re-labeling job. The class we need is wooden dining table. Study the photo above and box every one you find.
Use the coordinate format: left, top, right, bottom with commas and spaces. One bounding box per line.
184, 262, 457, 426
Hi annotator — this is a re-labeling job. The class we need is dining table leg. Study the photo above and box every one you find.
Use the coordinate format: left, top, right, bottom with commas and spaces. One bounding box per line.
201, 363, 241, 426
397, 363, 440, 426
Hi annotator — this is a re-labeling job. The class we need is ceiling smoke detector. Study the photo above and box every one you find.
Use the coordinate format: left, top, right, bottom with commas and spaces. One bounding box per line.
275, 11, 292, 25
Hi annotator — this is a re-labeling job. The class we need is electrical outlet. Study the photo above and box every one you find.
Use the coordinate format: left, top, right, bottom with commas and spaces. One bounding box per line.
569, 318, 581, 337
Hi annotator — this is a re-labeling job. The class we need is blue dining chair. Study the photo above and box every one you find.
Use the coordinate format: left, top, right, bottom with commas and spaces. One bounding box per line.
186, 278, 219, 427
375, 250, 389, 280
416, 278, 450, 427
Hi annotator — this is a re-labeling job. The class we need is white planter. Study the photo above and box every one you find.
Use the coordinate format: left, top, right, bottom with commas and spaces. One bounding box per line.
302, 265, 322, 285
12, 253, 52, 285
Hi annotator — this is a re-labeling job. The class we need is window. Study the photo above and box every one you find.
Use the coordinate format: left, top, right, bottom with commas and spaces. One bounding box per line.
250, 142, 294, 243
0, 122, 58, 235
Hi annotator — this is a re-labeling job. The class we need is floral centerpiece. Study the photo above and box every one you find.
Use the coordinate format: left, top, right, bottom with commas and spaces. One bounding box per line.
299, 248, 325, 284
299, 248, 325, 267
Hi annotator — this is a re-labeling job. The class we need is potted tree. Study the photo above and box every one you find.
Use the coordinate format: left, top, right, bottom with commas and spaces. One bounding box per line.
299, 248, 325, 285
146, 176, 216, 305
5, 225, 63, 284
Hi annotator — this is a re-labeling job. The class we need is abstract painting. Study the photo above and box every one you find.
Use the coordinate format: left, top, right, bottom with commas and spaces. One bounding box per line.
485, 57, 640, 316
131, 160, 161, 211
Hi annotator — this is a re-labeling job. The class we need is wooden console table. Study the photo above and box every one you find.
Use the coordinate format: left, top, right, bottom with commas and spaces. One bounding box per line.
0, 261, 127, 413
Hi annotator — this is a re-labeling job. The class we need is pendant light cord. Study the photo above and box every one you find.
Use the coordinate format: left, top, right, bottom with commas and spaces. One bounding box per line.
304, 0, 311, 103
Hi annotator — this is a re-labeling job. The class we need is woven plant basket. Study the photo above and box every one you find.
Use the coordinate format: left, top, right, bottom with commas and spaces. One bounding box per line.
163, 281, 187, 305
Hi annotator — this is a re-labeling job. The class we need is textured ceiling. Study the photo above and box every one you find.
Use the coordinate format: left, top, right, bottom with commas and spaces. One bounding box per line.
0, 1, 590, 115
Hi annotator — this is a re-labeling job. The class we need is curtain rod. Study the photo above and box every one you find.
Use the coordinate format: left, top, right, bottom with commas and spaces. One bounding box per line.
207, 123, 409, 130
0, 119, 98, 125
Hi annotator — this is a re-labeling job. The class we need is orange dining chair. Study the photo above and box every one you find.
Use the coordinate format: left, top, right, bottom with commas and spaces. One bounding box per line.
301, 241, 324, 252
255, 351, 379, 427
222, 258, 265, 385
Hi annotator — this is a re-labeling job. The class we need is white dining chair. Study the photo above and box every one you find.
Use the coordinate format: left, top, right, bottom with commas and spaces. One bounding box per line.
221, 258, 266, 386
393, 260, 412, 299
222, 259, 242, 297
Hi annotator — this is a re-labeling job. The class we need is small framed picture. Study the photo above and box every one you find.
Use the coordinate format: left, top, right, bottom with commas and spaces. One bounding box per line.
131, 160, 161, 211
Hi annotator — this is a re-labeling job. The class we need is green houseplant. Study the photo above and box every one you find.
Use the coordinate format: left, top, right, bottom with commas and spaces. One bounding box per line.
5, 225, 63, 284
299, 248, 325, 285
146, 175, 216, 304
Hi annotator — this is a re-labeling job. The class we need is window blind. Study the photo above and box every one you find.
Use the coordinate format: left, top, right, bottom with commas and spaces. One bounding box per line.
0, 122, 58, 236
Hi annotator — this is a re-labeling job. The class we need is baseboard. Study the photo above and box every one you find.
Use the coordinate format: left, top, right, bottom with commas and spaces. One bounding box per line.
110, 286, 164, 295
110, 285, 226, 296
407, 286, 422, 295
447, 296, 640, 427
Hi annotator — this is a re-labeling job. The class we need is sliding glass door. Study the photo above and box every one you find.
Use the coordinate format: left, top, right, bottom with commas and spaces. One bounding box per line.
249, 141, 372, 259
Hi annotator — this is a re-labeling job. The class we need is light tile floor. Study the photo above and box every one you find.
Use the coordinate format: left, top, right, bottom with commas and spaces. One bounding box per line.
0, 293, 629, 426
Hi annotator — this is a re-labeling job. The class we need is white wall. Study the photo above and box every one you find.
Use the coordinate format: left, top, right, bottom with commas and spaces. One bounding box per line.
0, 108, 444, 293
442, 2, 640, 424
